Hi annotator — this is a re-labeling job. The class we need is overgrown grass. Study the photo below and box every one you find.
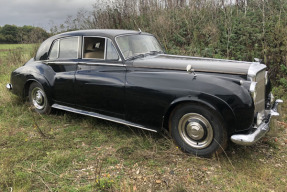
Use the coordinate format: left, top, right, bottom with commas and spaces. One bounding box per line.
0, 44, 35, 57
0, 45, 286, 191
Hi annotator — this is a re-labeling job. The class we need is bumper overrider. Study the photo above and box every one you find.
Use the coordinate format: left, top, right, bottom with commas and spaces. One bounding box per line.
231, 99, 283, 145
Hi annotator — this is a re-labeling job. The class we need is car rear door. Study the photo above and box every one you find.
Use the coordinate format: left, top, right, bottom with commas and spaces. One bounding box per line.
47, 36, 80, 105
75, 36, 126, 119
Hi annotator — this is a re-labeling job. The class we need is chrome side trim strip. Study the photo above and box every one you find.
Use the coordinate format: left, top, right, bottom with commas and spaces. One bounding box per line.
163, 54, 255, 64
47, 61, 78, 65
51, 104, 157, 132
132, 65, 247, 75
78, 62, 125, 67
44, 61, 125, 67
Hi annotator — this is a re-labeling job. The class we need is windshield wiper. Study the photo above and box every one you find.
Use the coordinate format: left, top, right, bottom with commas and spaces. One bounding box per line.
148, 50, 164, 55
127, 54, 145, 60
127, 51, 163, 60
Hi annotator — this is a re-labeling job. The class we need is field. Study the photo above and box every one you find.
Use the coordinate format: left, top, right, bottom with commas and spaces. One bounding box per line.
0, 44, 286, 191
0, 44, 35, 56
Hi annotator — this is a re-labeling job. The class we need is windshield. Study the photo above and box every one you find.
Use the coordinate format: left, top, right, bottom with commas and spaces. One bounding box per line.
116, 34, 163, 60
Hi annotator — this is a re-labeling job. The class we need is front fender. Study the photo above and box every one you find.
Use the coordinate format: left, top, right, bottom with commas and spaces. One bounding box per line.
163, 92, 237, 135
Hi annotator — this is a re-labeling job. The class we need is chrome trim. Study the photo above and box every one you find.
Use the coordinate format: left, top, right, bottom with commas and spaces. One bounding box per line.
31, 87, 47, 110
78, 36, 81, 58
178, 113, 213, 149
47, 61, 78, 65
51, 104, 157, 132
104, 38, 107, 60
254, 58, 262, 63
163, 54, 255, 64
249, 82, 257, 93
231, 99, 283, 145
57, 39, 60, 58
265, 71, 268, 85
46, 61, 125, 67
78, 62, 125, 67
132, 65, 247, 75
247, 63, 266, 77
6, 83, 12, 90
253, 69, 266, 115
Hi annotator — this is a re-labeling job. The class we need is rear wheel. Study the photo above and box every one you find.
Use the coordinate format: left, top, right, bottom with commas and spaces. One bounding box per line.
28, 82, 51, 114
171, 104, 227, 157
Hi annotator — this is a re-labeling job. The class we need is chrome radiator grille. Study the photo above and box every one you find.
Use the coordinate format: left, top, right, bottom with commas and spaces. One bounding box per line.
253, 70, 266, 114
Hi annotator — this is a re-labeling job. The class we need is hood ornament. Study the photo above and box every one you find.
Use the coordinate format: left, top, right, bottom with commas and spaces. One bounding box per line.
254, 58, 262, 63
186, 64, 197, 78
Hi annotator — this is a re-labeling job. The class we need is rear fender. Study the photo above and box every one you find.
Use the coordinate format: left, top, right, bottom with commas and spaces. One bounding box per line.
24, 73, 53, 105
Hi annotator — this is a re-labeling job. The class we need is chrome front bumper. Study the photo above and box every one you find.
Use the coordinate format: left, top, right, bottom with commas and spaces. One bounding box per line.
231, 99, 283, 146
6, 83, 12, 90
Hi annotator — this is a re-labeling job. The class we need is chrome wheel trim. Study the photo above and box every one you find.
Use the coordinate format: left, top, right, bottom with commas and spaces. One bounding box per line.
31, 87, 46, 110
178, 113, 213, 149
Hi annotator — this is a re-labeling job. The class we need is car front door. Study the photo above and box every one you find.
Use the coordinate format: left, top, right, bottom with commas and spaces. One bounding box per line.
75, 37, 126, 119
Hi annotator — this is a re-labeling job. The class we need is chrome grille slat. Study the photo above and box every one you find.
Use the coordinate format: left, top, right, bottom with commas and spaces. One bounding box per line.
254, 70, 265, 114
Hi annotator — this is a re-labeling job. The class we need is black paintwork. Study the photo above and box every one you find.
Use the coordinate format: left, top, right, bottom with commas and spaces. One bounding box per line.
10, 29, 263, 135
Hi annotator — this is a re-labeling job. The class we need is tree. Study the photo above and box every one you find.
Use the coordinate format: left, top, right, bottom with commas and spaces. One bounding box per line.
1, 24, 18, 43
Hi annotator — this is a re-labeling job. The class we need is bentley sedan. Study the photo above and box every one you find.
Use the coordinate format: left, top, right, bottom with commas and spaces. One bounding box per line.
7, 29, 282, 157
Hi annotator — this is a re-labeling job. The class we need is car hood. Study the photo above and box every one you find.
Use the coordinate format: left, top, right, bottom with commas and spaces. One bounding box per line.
132, 54, 266, 76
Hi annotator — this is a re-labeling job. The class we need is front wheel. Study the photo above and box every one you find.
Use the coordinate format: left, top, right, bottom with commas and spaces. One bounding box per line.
171, 104, 227, 157
28, 82, 51, 114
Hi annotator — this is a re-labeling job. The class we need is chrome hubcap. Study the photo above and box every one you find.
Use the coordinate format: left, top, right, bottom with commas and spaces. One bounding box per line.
31, 88, 46, 110
178, 113, 213, 149
186, 122, 205, 140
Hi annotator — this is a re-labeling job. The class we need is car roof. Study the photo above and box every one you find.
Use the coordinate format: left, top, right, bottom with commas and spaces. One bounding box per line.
35, 29, 151, 61
55, 29, 150, 39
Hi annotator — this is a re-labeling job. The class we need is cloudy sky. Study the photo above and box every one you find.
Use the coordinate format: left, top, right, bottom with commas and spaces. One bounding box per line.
0, 0, 96, 30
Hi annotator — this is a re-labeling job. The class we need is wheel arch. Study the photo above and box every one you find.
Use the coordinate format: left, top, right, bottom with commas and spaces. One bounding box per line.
162, 94, 237, 136
23, 75, 53, 104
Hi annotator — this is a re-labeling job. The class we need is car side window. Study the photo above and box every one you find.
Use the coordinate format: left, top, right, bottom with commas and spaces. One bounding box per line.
106, 39, 119, 60
49, 40, 59, 60
48, 37, 78, 60
83, 37, 105, 59
59, 37, 79, 59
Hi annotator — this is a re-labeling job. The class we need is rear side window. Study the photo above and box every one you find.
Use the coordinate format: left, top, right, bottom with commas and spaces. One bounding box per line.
48, 37, 79, 60
59, 37, 78, 59
49, 40, 59, 60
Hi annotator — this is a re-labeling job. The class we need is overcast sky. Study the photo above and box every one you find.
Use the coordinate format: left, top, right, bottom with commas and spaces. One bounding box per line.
0, 0, 96, 31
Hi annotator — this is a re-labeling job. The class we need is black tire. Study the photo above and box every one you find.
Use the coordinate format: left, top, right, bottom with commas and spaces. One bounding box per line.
171, 104, 227, 157
28, 82, 51, 114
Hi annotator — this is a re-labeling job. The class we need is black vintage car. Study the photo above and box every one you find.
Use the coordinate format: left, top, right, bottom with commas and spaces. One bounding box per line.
7, 29, 283, 157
